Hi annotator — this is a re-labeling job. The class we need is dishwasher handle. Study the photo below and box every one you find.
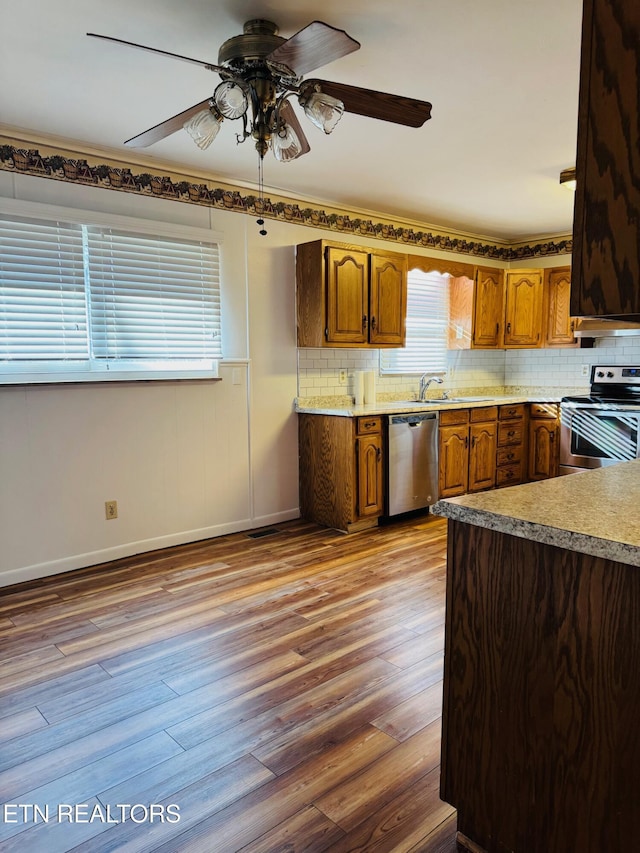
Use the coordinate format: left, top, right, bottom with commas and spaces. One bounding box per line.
388, 412, 438, 426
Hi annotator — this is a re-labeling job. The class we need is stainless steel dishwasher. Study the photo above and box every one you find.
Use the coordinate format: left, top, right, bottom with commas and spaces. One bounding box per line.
387, 412, 439, 516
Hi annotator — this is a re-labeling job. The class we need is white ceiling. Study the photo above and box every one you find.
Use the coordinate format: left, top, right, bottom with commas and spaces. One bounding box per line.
0, 0, 583, 241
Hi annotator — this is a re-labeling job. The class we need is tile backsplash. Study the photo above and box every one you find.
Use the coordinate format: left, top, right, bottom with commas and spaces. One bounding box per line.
297, 336, 640, 399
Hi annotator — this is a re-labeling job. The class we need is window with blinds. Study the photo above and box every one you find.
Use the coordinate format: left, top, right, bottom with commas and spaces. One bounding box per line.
0, 211, 222, 383
379, 268, 449, 374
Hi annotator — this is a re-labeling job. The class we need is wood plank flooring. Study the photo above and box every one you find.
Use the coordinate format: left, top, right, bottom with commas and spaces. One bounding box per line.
0, 514, 457, 852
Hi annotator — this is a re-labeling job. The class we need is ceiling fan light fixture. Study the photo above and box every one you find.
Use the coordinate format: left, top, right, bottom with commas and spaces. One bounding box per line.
183, 107, 223, 150
272, 120, 304, 162
300, 88, 344, 134
213, 80, 249, 119
559, 167, 577, 191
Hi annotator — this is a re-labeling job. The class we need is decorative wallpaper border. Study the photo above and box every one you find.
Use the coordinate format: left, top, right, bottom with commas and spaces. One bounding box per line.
0, 144, 572, 261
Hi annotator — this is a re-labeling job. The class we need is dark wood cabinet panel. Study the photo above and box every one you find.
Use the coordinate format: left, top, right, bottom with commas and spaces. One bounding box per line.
442, 520, 640, 852
571, 0, 640, 318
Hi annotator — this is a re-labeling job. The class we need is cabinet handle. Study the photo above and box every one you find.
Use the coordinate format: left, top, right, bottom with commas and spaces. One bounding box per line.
506, 322, 511, 334
471, 436, 476, 447
376, 446, 382, 460
550, 433, 555, 442
496, 323, 499, 334
370, 316, 377, 331
465, 435, 469, 448
363, 420, 377, 428
507, 430, 515, 437
507, 452, 514, 460
362, 315, 368, 330
507, 408, 516, 415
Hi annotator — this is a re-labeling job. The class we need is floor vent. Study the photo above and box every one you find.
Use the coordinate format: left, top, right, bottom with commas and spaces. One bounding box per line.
246, 527, 280, 539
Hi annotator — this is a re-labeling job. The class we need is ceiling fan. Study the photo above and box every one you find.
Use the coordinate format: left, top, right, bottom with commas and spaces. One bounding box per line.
87, 19, 432, 164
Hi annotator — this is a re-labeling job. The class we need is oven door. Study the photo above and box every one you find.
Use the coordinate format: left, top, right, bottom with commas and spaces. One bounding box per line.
560, 403, 640, 470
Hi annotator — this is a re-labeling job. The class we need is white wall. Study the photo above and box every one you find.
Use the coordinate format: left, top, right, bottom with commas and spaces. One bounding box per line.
0, 171, 306, 586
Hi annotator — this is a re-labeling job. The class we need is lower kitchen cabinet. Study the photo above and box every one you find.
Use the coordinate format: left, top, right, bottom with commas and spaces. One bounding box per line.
496, 403, 526, 487
439, 408, 498, 498
355, 418, 384, 518
528, 403, 560, 480
298, 413, 383, 532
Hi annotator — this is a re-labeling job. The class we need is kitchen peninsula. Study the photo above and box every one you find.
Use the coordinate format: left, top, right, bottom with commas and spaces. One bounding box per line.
432, 461, 640, 852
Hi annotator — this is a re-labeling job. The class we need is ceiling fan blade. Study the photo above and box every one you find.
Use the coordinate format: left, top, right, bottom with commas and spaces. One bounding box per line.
279, 100, 311, 158
87, 33, 225, 73
306, 79, 432, 127
266, 21, 360, 77
124, 99, 213, 148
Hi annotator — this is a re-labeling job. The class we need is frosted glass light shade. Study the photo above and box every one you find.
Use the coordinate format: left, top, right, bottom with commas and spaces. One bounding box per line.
183, 109, 223, 150
271, 123, 304, 162
303, 91, 344, 134
214, 81, 248, 120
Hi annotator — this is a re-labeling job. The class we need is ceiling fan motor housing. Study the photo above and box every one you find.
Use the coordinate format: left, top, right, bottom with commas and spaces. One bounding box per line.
218, 20, 285, 67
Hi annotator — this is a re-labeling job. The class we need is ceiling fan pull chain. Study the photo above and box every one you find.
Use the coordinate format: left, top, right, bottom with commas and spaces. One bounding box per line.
257, 157, 267, 236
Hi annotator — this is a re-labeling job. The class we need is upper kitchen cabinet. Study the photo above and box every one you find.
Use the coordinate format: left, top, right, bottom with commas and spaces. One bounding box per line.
571, 0, 640, 318
503, 269, 544, 347
296, 240, 407, 347
544, 266, 577, 346
448, 266, 504, 349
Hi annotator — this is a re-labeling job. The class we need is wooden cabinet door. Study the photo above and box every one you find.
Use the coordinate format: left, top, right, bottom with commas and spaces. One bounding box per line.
545, 267, 577, 346
369, 252, 407, 346
504, 270, 544, 347
473, 267, 504, 347
326, 247, 369, 344
439, 425, 469, 498
356, 433, 383, 518
571, 0, 640, 318
528, 419, 559, 480
468, 421, 497, 492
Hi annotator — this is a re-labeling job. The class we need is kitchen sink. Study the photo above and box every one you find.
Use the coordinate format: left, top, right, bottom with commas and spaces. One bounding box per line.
377, 396, 492, 407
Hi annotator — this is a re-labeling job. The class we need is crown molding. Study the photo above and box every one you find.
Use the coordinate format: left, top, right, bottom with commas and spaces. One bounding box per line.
0, 129, 572, 261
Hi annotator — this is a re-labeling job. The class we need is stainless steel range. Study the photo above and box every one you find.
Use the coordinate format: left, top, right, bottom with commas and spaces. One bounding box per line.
560, 365, 640, 474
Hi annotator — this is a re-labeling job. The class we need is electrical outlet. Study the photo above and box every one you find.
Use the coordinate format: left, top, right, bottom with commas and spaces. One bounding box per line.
339, 369, 347, 384
105, 500, 118, 520
581, 364, 590, 377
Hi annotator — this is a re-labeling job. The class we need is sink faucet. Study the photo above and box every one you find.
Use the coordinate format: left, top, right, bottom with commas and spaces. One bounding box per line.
418, 373, 444, 401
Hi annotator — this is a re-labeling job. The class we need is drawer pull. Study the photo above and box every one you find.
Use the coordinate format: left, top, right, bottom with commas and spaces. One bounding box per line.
507, 430, 515, 437
363, 421, 377, 428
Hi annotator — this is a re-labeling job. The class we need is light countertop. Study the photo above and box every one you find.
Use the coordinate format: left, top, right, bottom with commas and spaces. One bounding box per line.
295, 387, 586, 417
432, 460, 640, 567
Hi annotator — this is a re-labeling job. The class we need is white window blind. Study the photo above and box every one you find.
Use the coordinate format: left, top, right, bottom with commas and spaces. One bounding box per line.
0, 209, 222, 383
0, 215, 88, 360
380, 268, 449, 374
86, 227, 221, 361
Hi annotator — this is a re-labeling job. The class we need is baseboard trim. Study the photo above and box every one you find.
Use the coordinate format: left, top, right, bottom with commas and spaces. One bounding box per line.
0, 509, 300, 588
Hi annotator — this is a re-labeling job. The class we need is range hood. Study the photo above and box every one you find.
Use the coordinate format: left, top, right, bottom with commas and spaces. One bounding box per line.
573, 317, 640, 338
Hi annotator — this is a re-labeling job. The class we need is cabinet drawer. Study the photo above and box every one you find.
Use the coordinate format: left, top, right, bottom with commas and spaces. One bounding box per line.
440, 409, 470, 426
357, 416, 382, 435
498, 422, 524, 446
470, 406, 498, 422
497, 445, 523, 466
496, 463, 523, 486
499, 404, 525, 421
529, 403, 558, 419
